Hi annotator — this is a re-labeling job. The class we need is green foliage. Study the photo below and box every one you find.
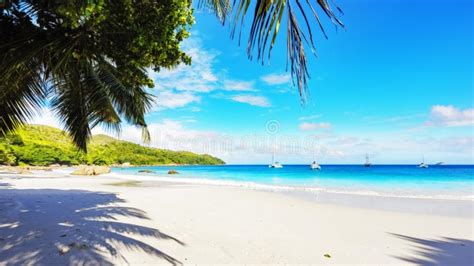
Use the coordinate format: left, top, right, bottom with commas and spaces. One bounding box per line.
1, 0, 343, 152
0, 125, 224, 166
0, 0, 194, 151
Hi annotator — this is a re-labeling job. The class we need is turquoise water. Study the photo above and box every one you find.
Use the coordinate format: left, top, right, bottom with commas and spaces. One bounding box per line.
113, 165, 474, 200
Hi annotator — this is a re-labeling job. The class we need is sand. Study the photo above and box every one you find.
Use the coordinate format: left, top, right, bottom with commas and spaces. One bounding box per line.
0, 173, 473, 265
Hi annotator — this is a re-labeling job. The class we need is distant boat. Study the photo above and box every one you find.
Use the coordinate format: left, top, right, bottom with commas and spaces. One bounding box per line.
269, 151, 283, 168
363, 154, 371, 167
418, 163, 428, 168
310, 161, 321, 170
418, 156, 429, 168
435, 162, 444, 165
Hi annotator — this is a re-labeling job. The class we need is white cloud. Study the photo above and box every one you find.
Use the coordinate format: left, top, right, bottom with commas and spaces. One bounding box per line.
437, 136, 474, 153
148, 36, 219, 93
277, 87, 293, 94
26, 109, 474, 164
231, 95, 271, 107
104, 121, 474, 164
26, 108, 112, 136
329, 136, 360, 145
148, 34, 259, 112
362, 113, 424, 126
261, 73, 291, 85
426, 105, 474, 127
299, 122, 331, 131
115, 119, 226, 155
201, 70, 218, 82
27, 108, 62, 129
298, 114, 321, 121
223, 80, 256, 91
154, 90, 200, 110
149, 35, 256, 94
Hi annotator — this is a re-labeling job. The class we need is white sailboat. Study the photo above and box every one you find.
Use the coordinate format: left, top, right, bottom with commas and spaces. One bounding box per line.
269, 150, 283, 168
418, 156, 428, 168
310, 161, 321, 170
363, 154, 371, 167
310, 153, 321, 170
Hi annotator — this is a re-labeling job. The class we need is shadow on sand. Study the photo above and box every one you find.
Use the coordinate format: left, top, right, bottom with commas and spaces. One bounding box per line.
0, 185, 184, 265
391, 233, 473, 266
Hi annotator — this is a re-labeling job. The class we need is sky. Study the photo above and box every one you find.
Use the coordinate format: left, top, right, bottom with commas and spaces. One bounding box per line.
32, 0, 473, 164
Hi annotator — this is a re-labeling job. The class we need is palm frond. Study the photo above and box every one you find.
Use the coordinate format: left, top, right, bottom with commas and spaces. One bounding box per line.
1, 13, 151, 151
50, 61, 92, 152
0, 47, 48, 137
0, 75, 47, 137
1, 1, 187, 151
50, 58, 125, 152
198, 0, 231, 24
95, 59, 153, 144
202, 0, 344, 102
82, 61, 122, 133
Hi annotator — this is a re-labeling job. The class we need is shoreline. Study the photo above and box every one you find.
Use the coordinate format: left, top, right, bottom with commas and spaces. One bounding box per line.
2, 164, 473, 202
2, 170, 473, 218
5, 168, 474, 201
109, 171, 474, 218
110, 164, 474, 202
107, 171, 474, 202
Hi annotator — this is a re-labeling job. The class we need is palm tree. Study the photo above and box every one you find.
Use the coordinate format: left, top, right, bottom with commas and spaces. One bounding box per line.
0, 0, 343, 152
0, 28, 152, 152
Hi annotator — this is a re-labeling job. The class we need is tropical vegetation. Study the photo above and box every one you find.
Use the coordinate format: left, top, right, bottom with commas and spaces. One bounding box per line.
0, 0, 343, 151
0, 125, 224, 166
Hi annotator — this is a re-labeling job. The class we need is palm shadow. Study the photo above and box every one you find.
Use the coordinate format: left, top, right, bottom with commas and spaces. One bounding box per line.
0, 186, 184, 265
390, 233, 473, 266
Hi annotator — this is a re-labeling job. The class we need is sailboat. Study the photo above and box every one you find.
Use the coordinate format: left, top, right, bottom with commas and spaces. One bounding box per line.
363, 154, 371, 167
310, 161, 321, 170
269, 150, 283, 168
310, 153, 321, 170
418, 156, 429, 168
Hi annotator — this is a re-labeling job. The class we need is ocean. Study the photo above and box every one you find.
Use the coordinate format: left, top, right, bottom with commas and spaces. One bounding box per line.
112, 164, 474, 200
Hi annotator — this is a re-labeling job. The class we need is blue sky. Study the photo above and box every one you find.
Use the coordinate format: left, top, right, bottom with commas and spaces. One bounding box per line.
34, 0, 473, 164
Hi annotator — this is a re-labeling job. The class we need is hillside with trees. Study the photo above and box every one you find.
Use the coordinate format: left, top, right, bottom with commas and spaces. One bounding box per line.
0, 125, 224, 166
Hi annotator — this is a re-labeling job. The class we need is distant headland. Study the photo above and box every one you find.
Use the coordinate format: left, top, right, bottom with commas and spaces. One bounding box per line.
0, 125, 224, 167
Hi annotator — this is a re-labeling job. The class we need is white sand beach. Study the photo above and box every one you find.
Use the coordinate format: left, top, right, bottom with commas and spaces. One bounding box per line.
0, 172, 473, 265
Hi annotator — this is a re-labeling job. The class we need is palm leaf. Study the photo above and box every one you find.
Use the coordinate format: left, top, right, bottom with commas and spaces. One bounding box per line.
95, 59, 153, 144
198, 0, 231, 24
0, 58, 48, 136
50, 64, 92, 152
202, 0, 344, 102
50, 58, 125, 152
0, 2, 153, 151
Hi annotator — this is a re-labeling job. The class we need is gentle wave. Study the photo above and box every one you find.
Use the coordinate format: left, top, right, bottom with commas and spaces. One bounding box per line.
105, 171, 474, 201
